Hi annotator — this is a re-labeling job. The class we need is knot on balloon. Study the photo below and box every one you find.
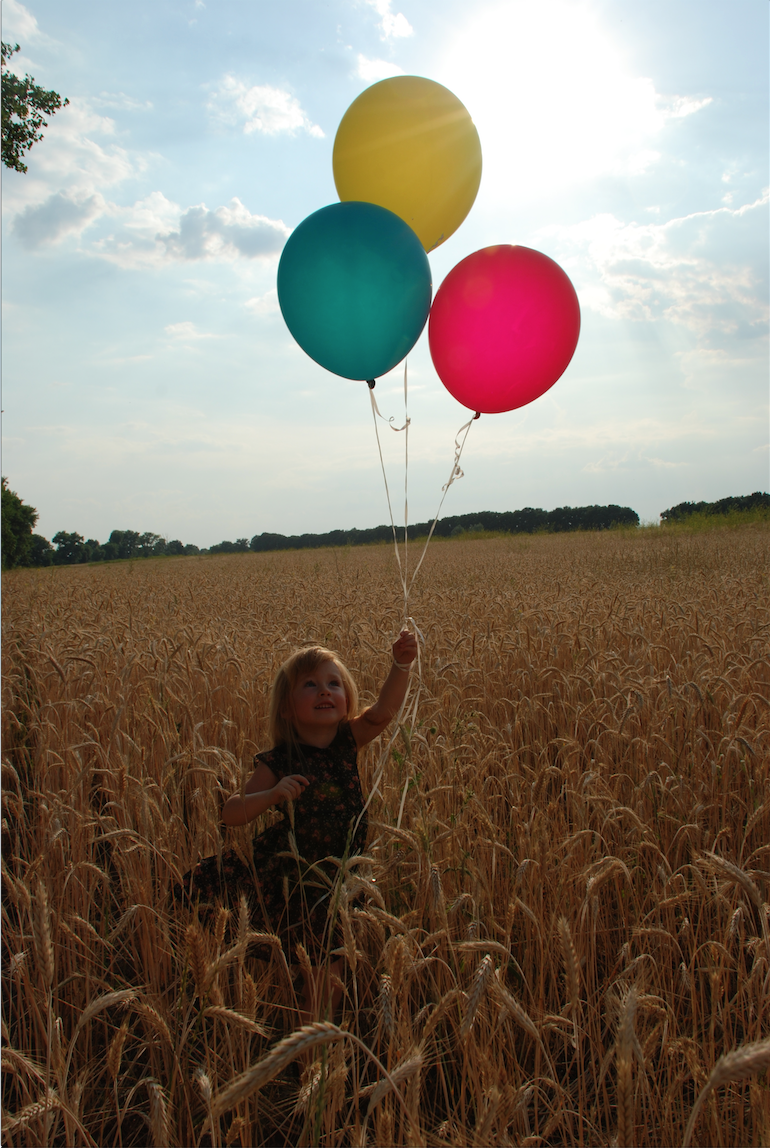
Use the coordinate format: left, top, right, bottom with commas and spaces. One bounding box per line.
367, 379, 376, 390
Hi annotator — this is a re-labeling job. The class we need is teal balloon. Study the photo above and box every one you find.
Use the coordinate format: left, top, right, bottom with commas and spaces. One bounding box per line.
277, 201, 432, 381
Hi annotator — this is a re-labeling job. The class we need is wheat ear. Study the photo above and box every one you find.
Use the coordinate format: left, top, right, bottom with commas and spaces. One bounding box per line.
681, 1037, 770, 1148
146, 1079, 170, 1148
461, 954, 493, 1037
379, 974, 394, 1035
360, 1048, 423, 1115
31, 878, 54, 989
557, 917, 580, 1014
616, 985, 638, 1148
210, 1022, 344, 1118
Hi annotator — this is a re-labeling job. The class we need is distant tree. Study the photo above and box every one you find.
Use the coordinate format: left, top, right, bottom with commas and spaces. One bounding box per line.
251, 532, 288, 552
136, 532, 164, 557
2, 477, 38, 568
108, 530, 141, 559
84, 539, 106, 562
210, 538, 250, 554
52, 530, 88, 564
166, 539, 185, 556
30, 533, 54, 566
183, 544, 200, 555
661, 492, 770, 522
2, 42, 69, 173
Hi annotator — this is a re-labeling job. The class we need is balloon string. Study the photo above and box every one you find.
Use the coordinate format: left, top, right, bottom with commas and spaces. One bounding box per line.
368, 383, 409, 614
403, 361, 409, 627
363, 378, 479, 843
406, 412, 479, 598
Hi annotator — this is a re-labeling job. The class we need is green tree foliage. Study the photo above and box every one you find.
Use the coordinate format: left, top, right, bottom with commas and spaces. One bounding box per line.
209, 538, 250, 554
52, 531, 88, 564
30, 534, 54, 566
248, 505, 641, 553
660, 492, 769, 522
1, 477, 38, 568
2, 42, 69, 173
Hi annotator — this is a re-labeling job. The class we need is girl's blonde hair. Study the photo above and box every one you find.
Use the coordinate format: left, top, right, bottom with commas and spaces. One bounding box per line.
268, 646, 359, 748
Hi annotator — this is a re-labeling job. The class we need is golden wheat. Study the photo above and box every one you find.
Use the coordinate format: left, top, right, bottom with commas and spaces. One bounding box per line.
2, 525, 769, 1145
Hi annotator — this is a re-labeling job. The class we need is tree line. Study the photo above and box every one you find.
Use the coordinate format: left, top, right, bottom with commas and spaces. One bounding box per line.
6, 479, 768, 571
247, 504, 640, 552
2, 478, 644, 569
1, 480, 202, 569
660, 492, 769, 521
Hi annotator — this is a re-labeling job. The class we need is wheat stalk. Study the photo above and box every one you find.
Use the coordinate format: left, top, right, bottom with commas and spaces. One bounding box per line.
616, 985, 638, 1148
461, 954, 493, 1037
146, 1079, 171, 1148
361, 1048, 423, 1116
203, 1006, 269, 1035
557, 916, 581, 1039
186, 922, 209, 998
210, 1022, 344, 1118
106, 1021, 129, 1082
4, 528, 769, 1146
379, 973, 394, 1035
31, 878, 54, 989
681, 1037, 770, 1148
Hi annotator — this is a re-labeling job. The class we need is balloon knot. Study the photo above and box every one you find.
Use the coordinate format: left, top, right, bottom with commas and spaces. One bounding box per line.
474, 411, 481, 420
367, 379, 376, 390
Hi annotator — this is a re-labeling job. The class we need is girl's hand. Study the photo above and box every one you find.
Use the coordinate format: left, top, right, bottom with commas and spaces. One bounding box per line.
392, 628, 418, 667
273, 774, 309, 803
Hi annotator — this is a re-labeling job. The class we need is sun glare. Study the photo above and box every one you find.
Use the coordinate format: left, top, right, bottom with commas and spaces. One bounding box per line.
437, 0, 697, 205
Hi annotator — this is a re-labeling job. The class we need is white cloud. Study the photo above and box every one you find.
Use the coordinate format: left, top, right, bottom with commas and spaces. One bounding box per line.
164, 321, 218, 340
2, 98, 143, 222
355, 54, 404, 83
540, 191, 770, 338
365, 0, 414, 41
207, 75, 324, 137
676, 346, 770, 396
67, 194, 289, 269
660, 94, 712, 120
12, 190, 107, 247
1, 0, 58, 47
92, 92, 154, 112
245, 289, 280, 315
7, 174, 289, 268
157, 198, 290, 261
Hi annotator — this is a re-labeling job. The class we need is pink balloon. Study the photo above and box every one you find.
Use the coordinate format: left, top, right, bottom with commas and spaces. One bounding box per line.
428, 245, 581, 414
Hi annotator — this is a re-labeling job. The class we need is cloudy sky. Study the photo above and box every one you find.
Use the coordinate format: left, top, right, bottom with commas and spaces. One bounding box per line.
2, 0, 767, 547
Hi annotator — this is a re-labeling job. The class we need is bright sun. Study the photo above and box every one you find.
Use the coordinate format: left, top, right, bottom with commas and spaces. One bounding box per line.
436, 0, 708, 207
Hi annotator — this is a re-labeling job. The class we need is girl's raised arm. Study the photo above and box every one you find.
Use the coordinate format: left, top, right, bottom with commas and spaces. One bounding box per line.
350, 629, 418, 748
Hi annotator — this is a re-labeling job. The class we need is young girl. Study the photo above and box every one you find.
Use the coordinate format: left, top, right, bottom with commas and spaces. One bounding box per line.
183, 628, 417, 1022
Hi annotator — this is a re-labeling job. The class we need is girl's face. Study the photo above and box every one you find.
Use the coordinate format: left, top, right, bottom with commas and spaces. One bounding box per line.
288, 660, 348, 740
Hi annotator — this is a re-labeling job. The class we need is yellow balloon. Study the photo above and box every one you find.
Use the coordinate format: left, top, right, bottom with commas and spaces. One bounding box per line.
333, 76, 482, 253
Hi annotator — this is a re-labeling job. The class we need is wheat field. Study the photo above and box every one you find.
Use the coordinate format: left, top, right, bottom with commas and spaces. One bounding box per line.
2, 524, 769, 1147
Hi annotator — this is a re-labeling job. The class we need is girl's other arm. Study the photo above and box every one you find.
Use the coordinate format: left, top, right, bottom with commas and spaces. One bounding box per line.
350, 629, 418, 748
221, 763, 309, 826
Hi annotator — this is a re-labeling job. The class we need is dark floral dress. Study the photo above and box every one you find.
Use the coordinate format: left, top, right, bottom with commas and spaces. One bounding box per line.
181, 722, 366, 962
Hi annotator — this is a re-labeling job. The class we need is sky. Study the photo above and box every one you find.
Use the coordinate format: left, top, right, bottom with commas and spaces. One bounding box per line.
2, 0, 768, 547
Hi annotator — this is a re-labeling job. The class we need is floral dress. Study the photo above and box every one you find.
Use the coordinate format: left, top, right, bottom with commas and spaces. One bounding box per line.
182, 722, 366, 962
